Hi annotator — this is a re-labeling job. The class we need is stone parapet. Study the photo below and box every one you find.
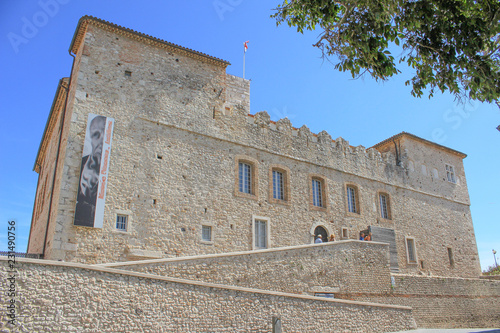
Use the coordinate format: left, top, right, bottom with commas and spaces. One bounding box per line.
0, 256, 415, 333
100, 240, 392, 295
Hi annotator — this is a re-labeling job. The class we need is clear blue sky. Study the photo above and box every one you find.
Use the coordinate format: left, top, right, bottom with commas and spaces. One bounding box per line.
0, 1, 498, 270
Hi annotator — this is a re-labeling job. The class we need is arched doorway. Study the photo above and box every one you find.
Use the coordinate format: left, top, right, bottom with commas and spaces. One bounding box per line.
314, 226, 328, 243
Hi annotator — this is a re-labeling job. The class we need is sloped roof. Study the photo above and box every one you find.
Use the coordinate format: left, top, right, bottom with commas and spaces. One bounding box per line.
33, 78, 69, 173
70, 15, 230, 67
371, 131, 467, 158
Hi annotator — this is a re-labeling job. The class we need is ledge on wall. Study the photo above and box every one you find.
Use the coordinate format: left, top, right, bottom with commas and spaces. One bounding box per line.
126, 248, 163, 261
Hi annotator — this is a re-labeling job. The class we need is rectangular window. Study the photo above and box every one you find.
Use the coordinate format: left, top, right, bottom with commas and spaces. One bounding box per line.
446, 164, 456, 183
239, 162, 252, 194
406, 238, 417, 263
347, 186, 357, 213
272, 170, 284, 200
342, 227, 349, 239
116, 215, 127, 231
202, 225, 212, 242
255, 220, 267, 249
379, 194, 389, 219
312, 179, 323, 207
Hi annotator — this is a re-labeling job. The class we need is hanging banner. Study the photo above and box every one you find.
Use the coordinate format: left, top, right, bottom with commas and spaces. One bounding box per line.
74, 113, 114, 228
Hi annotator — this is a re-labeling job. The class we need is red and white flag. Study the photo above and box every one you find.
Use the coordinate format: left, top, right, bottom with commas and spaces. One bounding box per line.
244, 40, 249, 53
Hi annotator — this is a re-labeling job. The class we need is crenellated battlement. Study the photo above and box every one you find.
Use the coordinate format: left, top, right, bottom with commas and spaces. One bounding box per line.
222, 73, 394, 178
213, 106, 402, 189
219, 72, 467, 204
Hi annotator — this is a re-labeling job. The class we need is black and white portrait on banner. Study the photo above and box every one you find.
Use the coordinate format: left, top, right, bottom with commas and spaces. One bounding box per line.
74, 113, 114, 228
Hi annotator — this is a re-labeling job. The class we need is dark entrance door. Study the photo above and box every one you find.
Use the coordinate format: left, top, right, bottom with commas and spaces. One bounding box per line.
314, 226, 328, 242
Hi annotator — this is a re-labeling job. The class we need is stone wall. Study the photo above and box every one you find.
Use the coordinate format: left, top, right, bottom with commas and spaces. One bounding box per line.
224, 73, 250, 112
103, 242, 500, 329
0, 257, 415, 333
28, 80, 68, 255
341, 273, 500, 328
101, 240, 392, 295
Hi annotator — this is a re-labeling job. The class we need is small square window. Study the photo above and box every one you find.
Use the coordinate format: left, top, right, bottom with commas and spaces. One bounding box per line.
445, 164, 456, 183
342, 227, 349, 239
116, 215, 128, 231
202, 225, 212, 242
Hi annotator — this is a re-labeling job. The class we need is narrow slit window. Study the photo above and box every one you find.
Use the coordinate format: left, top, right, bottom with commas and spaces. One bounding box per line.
406, 238, 417, 263
447, 247, 454, 267
347, 186, 357, 213
379, 193, 389, 219
255, 220, 267, 249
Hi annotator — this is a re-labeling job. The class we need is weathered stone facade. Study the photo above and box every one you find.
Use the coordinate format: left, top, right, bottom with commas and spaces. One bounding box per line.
21, 17, 499, 331
28, 16, 481, 280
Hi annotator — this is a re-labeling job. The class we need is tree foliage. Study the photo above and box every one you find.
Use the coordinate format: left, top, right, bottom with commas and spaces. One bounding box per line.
273, 0, 500, 104
483, 264, 500, 275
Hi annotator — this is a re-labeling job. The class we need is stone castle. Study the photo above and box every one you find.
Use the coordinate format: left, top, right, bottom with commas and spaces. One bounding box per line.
3, 16, 498, 332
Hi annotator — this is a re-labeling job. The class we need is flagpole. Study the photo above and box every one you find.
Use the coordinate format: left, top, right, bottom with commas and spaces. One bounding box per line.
243, 41, 248, 79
